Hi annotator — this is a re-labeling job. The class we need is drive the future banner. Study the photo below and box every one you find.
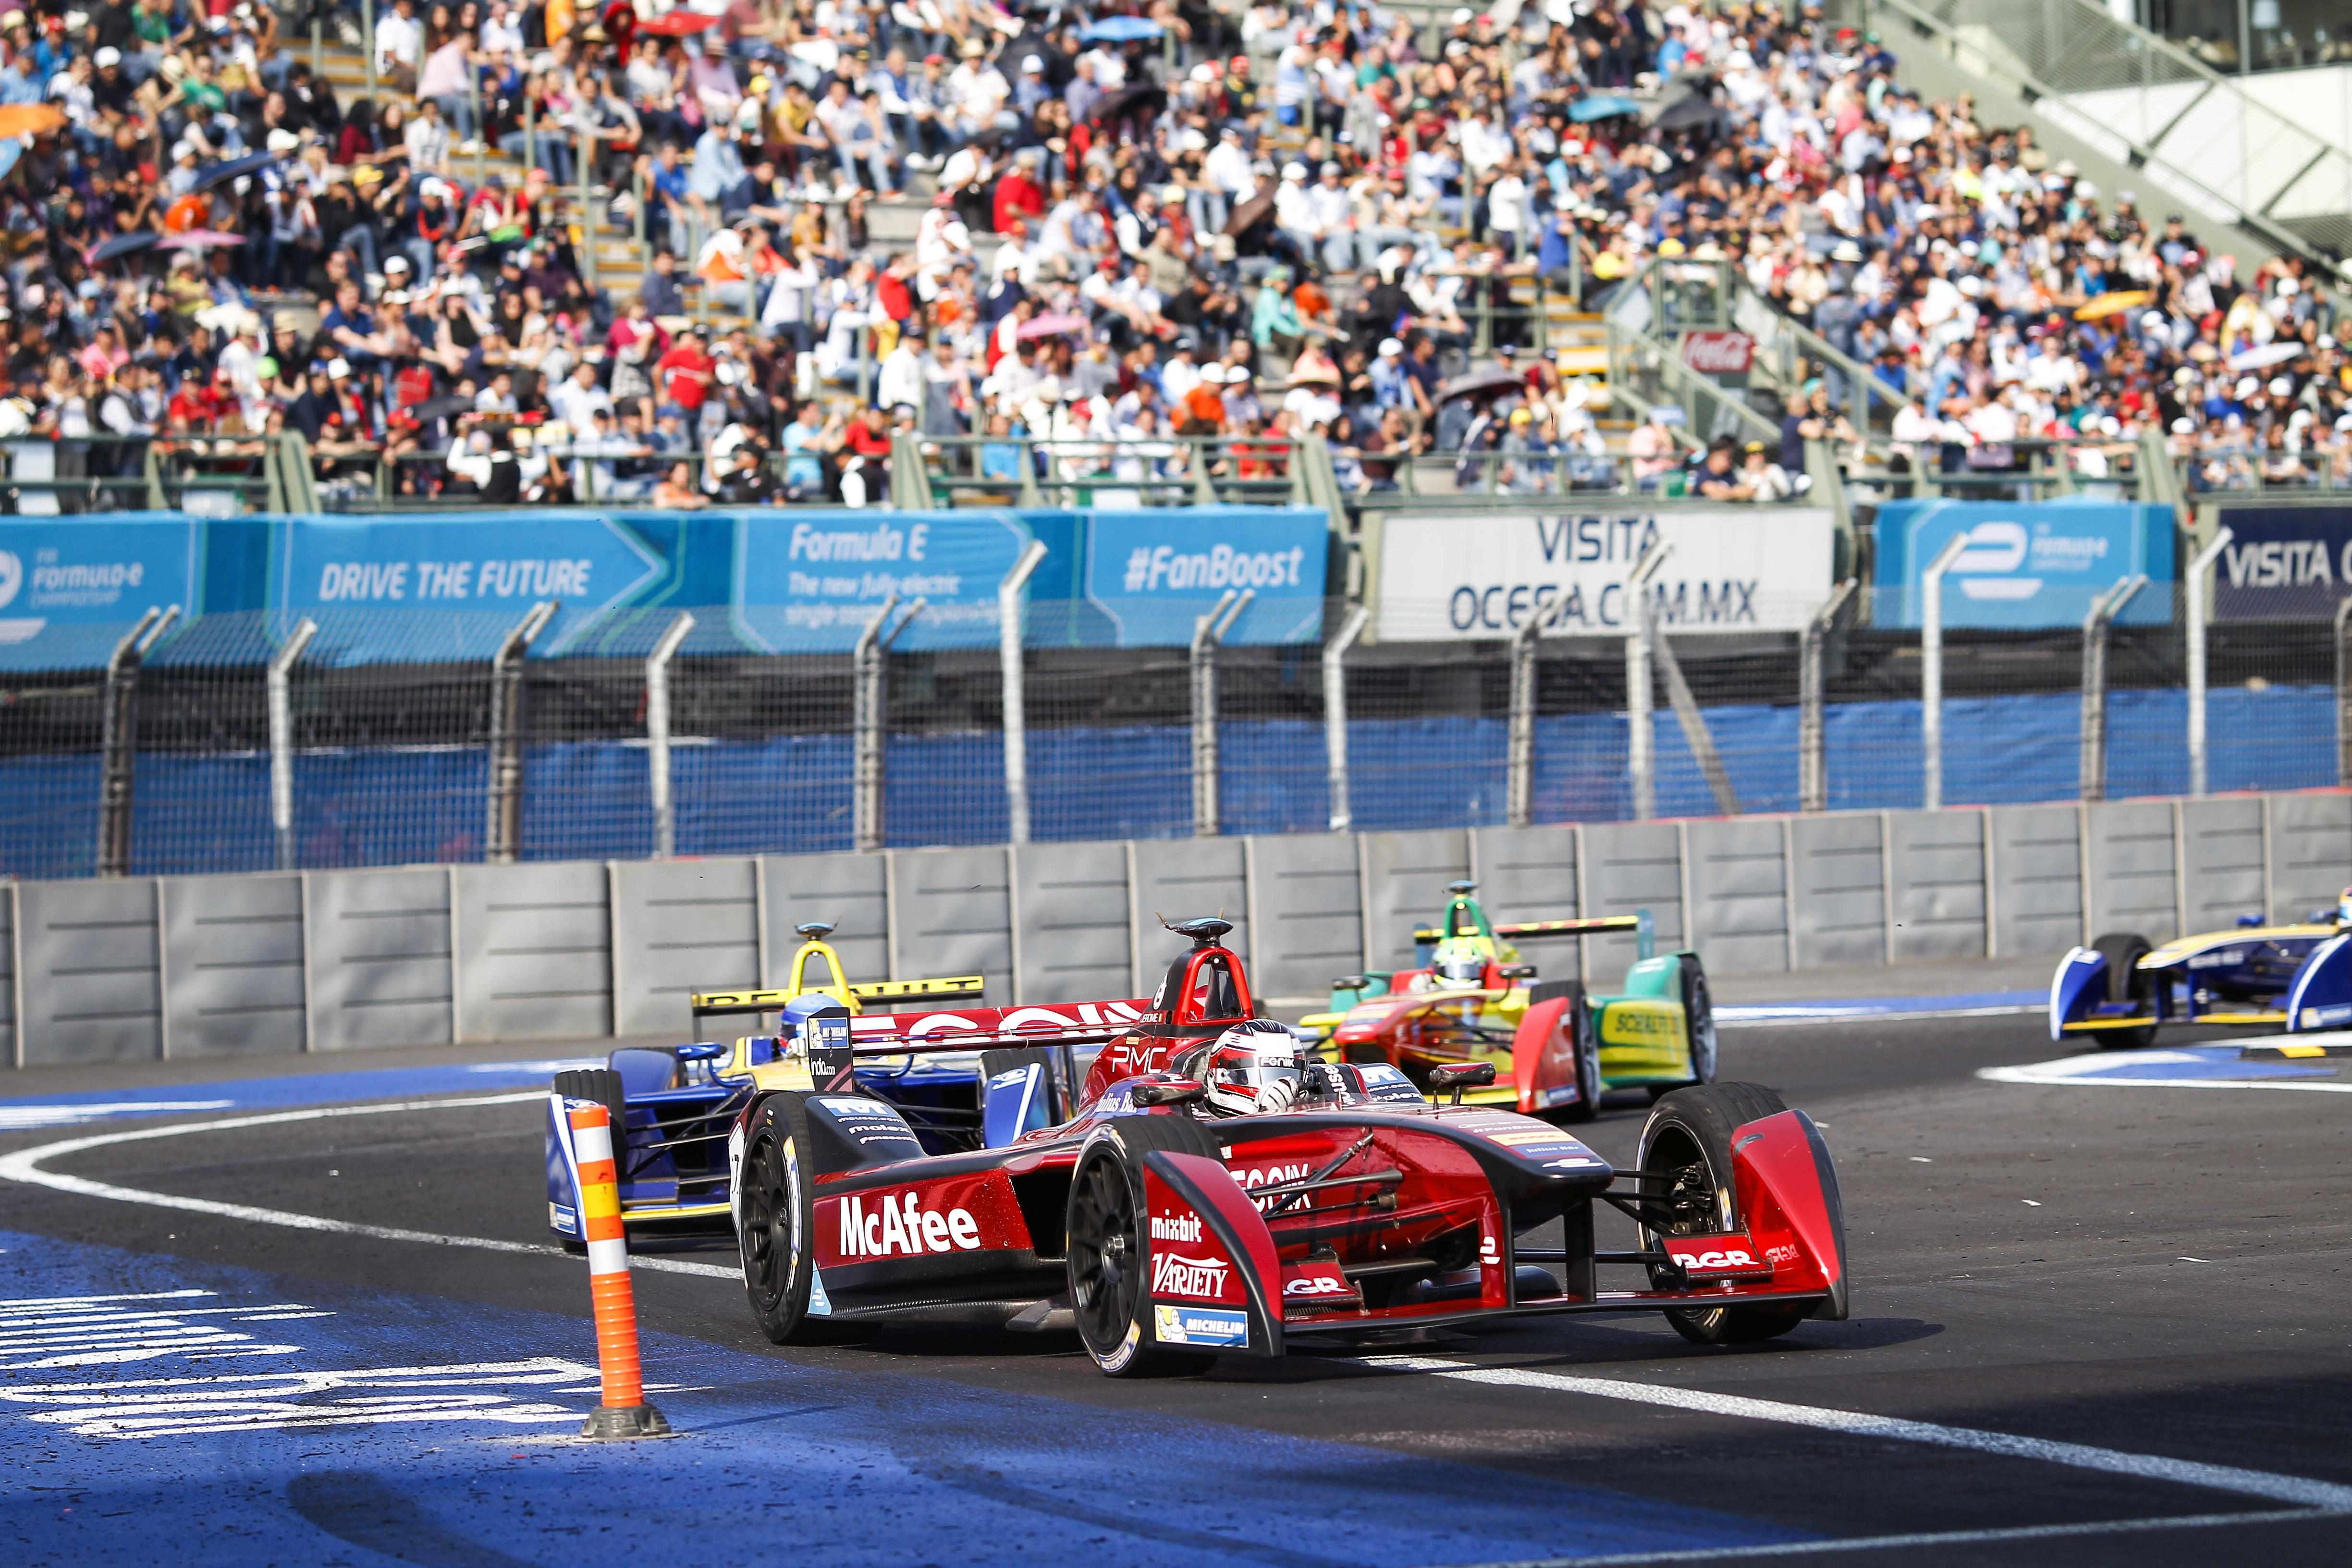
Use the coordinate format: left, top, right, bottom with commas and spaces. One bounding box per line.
1372, 508, 1836, 641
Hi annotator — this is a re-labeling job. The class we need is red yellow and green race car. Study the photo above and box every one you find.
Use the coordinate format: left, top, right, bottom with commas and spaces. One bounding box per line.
1301, 882, 1718, 1119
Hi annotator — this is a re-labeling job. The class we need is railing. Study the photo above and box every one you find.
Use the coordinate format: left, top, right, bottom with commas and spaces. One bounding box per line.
0, 433, 312, 515
898, 433, 1305, 510
1868, 0, 2352, 275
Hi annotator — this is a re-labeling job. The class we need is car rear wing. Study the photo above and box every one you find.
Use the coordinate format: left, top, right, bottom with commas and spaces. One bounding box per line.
1413, 911, 1654, 960
691, 985, 1154, 1058
689, 976, 986, 1037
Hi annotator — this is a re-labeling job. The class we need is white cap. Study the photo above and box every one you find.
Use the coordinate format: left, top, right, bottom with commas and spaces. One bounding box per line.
383, 254, 410, 273
1378, 338, 1402, 356
266, 128, 300, 153
1021, 53, 1043, 72
1199, 363, 1227, 384
1282, 161, 1307, 181
1452, 6, 1472, 19
2234, 376, 2258, 397
93, 44, 119, 66
2269, 376, 2293, 396
171, 138, 196, 160
327, 357, 351, 378
420, 177, 452, 201
1191, 62, 1215, 83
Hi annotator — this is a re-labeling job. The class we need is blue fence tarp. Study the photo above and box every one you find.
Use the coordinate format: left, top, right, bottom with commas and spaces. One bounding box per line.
2, 684, 2336, 879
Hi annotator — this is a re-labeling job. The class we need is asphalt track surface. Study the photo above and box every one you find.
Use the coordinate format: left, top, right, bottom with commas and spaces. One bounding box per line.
2, 1007, 2348, 1568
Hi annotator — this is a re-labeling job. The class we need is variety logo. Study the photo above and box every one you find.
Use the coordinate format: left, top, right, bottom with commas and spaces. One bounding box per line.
1149, 1212, 1202, 1243
836, 1191, 983, 1257
1150, 1252, 1230, 1299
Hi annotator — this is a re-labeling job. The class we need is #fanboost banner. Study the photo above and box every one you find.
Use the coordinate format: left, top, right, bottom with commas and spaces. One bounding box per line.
1372, 509, 1836, 641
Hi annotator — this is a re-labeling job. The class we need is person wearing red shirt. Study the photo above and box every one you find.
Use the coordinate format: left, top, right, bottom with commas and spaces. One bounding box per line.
840, 404, 894, 505
992, 152, 1047, 237
655, 327, 715, 413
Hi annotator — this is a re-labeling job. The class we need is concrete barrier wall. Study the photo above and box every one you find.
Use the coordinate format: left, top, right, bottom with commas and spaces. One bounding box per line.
1788, 812, 1885, 970
10, 788, 2351, 1061
1988, 806, 2083, 957
162, 873, 306, 1058
305, 868, 453, 1052
453, 862, 610, 1044
1010, 841, 1130, 1004
1685, 819, 1790, 976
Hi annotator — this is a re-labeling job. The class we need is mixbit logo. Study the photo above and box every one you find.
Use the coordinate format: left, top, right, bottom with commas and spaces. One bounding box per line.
836, 1191, 982, 1257
1150, 1252, 1230, 1299
1149, 1212, 1202, 1243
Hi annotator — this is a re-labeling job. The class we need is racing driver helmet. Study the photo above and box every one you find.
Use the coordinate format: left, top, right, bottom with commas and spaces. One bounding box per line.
1430, 944, 1486, 988
1200, 1019, 1309, 1116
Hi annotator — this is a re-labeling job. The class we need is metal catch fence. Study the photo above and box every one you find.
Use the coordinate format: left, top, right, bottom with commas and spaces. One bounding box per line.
10, 579, 2352, 880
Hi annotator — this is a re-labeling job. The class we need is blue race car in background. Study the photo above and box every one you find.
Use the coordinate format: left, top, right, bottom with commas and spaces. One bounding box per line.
543, 922, 1137, 1250
2049, 888, 2352, 1049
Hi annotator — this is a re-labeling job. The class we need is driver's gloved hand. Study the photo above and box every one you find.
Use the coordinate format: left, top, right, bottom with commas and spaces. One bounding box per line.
1254, 1076, 1298, 1115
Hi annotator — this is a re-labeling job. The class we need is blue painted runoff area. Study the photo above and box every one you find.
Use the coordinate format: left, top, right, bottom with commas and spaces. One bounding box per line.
0, 1061, 592, 1130
4, 681, 2338, 880
2053, 1047, 2333, 1082
0, 1230, 1811, 1566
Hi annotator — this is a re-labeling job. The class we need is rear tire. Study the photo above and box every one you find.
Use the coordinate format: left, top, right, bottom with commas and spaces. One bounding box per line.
1680, 958, 1719, 1087
2090, 933, 2157, 1050
1066, 1116, 1222, 1378
1638, 1084, 1808, 1347
1549, 982, 1604, 1125
553, 1068, 626, 1132
738, 1095, 820, 1345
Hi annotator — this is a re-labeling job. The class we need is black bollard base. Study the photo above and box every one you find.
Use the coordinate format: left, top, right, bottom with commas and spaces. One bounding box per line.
580, 1402, 673, 1440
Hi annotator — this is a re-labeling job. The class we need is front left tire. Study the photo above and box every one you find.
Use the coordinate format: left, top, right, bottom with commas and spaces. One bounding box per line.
738, 1095, 819, 1344
1638, 1083, 1810, 1347
1065, 1116, 1223, 1378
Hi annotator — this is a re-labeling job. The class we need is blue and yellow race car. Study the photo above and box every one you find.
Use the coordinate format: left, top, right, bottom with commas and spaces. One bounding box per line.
543, 921, 1090, 1248
2049, 888, 2352, 1049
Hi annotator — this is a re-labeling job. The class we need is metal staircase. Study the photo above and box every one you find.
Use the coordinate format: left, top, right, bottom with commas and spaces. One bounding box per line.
1865, 0, 2352, 280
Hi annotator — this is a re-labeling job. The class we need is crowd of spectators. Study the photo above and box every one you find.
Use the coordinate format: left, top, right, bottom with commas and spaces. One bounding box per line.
0, 0, 2343, 507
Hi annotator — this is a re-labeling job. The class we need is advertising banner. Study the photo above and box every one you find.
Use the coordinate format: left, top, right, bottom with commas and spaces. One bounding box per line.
732, 509, 1032, 653
1372, 509, 1836, 641
274, 512, 668, 662
1872, 499, 2175, 629
2209, 508, 2352, 621
1082, 506, 1330, 647
0, 514, 202, 670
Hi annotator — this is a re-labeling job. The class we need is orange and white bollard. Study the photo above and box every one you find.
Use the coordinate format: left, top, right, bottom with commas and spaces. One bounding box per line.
568, 1100, 671, 1440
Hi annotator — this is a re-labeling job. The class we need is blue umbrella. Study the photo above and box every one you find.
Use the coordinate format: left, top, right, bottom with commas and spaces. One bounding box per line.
1079, 16, 1163, 41
1571, 95, 1641, 122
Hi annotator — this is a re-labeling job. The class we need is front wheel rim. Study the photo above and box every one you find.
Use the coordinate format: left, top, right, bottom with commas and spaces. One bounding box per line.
1068, 1152, 1141, 1355
743, 1138, 793, 1310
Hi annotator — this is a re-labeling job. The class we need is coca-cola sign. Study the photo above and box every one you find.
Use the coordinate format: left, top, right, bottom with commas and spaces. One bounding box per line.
1682, 331, 1755, 374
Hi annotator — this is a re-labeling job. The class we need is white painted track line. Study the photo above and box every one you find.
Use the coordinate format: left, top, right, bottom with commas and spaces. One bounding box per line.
0, 1093, 740, 1280
1356, 1358, 2352, 1510
1436, 1506, 2348, 1566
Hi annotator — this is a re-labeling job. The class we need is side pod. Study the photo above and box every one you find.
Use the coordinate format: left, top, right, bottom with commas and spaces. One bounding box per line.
1139, 1150, 1285, 1359
2284, 932, 2352, 1032
2048, 946, 2107, 1041
1729, 1109, 1849, 1322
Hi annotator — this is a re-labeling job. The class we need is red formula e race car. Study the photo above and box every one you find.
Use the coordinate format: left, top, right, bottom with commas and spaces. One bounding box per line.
713, 917, 1849, 1373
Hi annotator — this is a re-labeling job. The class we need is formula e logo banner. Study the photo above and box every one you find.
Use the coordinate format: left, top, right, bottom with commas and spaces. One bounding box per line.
1083, 506, 1330, 647
1872, 500, 2174, 629
275, 512, 666, 662
1372, 509, 1833, 640
0, 516, 200, 670
733, 508, 1031, 652
2208, 508, 2352, 621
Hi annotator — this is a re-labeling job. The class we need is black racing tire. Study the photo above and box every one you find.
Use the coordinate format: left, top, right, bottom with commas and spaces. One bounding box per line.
553, 1068, 626, 1132
1638, 1084, 1809, 1347
2090, 932, 2158, 1050
1549, 982, 1605, 1125
1066, 1115, 1223, 1378
738, 1094, 821, 1345
1643, 957, 1722, 1102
